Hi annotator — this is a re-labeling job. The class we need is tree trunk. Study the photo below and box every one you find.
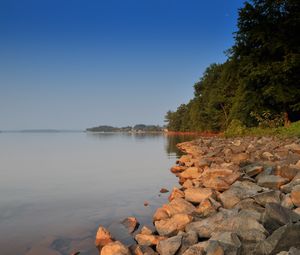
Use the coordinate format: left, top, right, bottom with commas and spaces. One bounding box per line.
284, 112, 291, 127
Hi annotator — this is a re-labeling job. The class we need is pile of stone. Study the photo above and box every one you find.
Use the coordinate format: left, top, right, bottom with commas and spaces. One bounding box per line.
95, 136, 300, 255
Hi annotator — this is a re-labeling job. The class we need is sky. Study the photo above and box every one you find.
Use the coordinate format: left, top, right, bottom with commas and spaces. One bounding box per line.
0, 0, 245, 130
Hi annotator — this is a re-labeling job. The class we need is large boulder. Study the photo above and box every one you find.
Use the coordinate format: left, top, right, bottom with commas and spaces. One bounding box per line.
201, 168, 240, 191
100, 241, 130, 255
156, 235, 182, 255
155, 213, 193, 237
184, 187, 214, 204
219, 181, 263, 209
255, 223, 300, 255
163, 198, 196, 217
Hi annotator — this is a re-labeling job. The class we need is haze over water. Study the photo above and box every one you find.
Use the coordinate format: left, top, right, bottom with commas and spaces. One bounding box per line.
0, 131, 194, 255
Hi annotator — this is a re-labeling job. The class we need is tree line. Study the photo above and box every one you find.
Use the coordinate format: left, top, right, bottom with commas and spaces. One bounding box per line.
165, 0, 300, 132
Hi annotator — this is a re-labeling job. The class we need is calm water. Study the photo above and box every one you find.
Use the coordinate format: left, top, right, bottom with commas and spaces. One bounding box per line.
0, 132, 196, 255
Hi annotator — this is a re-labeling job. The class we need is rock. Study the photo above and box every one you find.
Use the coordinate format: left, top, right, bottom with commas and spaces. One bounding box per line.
262, 203, 300, 233
153, 208, 169, 222
170, 165, 186, 174
233, 198, 265, 214
291, 185, 300, 207
205, 241, 224, 255
285, 143, 300, 154
144, 201, 149, 206
164, 198, 196, 217
180, 167, 201, 179
135, 234, 164, 246
219, 181, 263, 209
121, 217, 139, 233
242, 164, 264, 177
184, 187, 214, 204
156, 235, 182, 255
176, 231, 198, 255
255, 223, 300, 255
182, 179, 194, 189
199, 159, 210, 168
95, 226, 113, 248
262, 151, 275, 161
100, 241, 130, 255
281, 194, 295, 209
177, 155, 193, 166
280, 175, 300, 193
186, 209, 267, 242
252, 190, 281, 206
231, 153, 249, 164
140, 226, 153, 235
210, 232, 241, 255
195, 198, 217, 217
130, 244, 158, 255
257, 175, 289, 189
168, 187, 184, 202
182, 242, 208, 255
201, 168, 240, 191
275, 165, 300, 181
155, 213, 193, 236
160, 188, 169, 193
294, 207, 300, 215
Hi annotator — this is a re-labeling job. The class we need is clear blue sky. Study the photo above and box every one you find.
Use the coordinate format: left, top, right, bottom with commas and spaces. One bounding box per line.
0, 0, 244, 130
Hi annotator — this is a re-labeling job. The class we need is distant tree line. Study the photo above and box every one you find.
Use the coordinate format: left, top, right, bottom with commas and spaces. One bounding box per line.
86, 124, 163, 132
165, 0, 300, 132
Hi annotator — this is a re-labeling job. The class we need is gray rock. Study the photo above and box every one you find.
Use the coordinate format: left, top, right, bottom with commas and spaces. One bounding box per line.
255, 223, 300, 255
176, 231, 198, 255
242, 164, 264, 177
210, 232, 241, 255
257, 175, 289, 189
156, 235, 182, 255
219, 181, 263, 209
252, 190, 281, 207
182, 242, 208, 255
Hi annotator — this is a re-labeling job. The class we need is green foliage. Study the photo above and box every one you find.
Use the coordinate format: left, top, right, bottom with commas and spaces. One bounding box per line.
224, 119, 247, 137
250, 110, 284, 128
165, 0, 300, 132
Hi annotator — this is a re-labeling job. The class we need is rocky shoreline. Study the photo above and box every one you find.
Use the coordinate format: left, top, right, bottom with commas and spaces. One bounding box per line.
94, 136, 300, 255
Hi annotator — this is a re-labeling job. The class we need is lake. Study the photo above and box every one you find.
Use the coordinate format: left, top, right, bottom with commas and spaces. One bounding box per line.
0, 132, 196, 255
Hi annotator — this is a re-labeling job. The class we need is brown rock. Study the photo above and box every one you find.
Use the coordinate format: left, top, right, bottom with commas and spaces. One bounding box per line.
182, 242, 208, 255
121, 217, 139, 233
285, 143, 300, 154
294, 207, 300, 215
262, 151, 275, 161
160, 188, 169, 193
242, 164, 264, 177
168, 187, 184, 202
155, 213, 193, 236
95, 226, 113, 248
205, 241, 224, 255
140, 226, 153, 235
157, 235, 182, 255
130, 245, 158, 255
100, 241, 130, 255
231, 153, 249, 164
135, 234, 165, 246
153, 208, 169, 222
184, 187, 214, 204
291, 185, 300, 207
195, 198, 217, 217
163, 197, 196, 217
275, 165, 300, 181
170, 165, 186, 174
281, 194, 295, 209
252, 190, 281, 206
176, 231, 198, 255
180, 167, 201, 179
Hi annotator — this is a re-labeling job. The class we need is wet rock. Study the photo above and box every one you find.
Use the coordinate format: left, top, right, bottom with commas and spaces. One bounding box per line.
252, 190, 281, 207
262, 203, 300, 233
184, 187, 214, 204
100, 241, 130, 255
135, 234, 164, 246
160, 188, 169, 193
95, 226, 113, 248
291, 185, 300, 207
164, 197, 196, 217
257, 175, 289, 189
255, 223, 300, 255
176, 231, 198, 255
156, 235, 182, 255
219, 181, 263, 209
155, 213, 193, 236
122, 217, 139, 233
168, 187, 184, 202
201, 168, 240, 191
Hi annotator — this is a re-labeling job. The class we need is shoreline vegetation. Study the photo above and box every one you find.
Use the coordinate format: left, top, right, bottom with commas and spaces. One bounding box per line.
93, 136, 300, 255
